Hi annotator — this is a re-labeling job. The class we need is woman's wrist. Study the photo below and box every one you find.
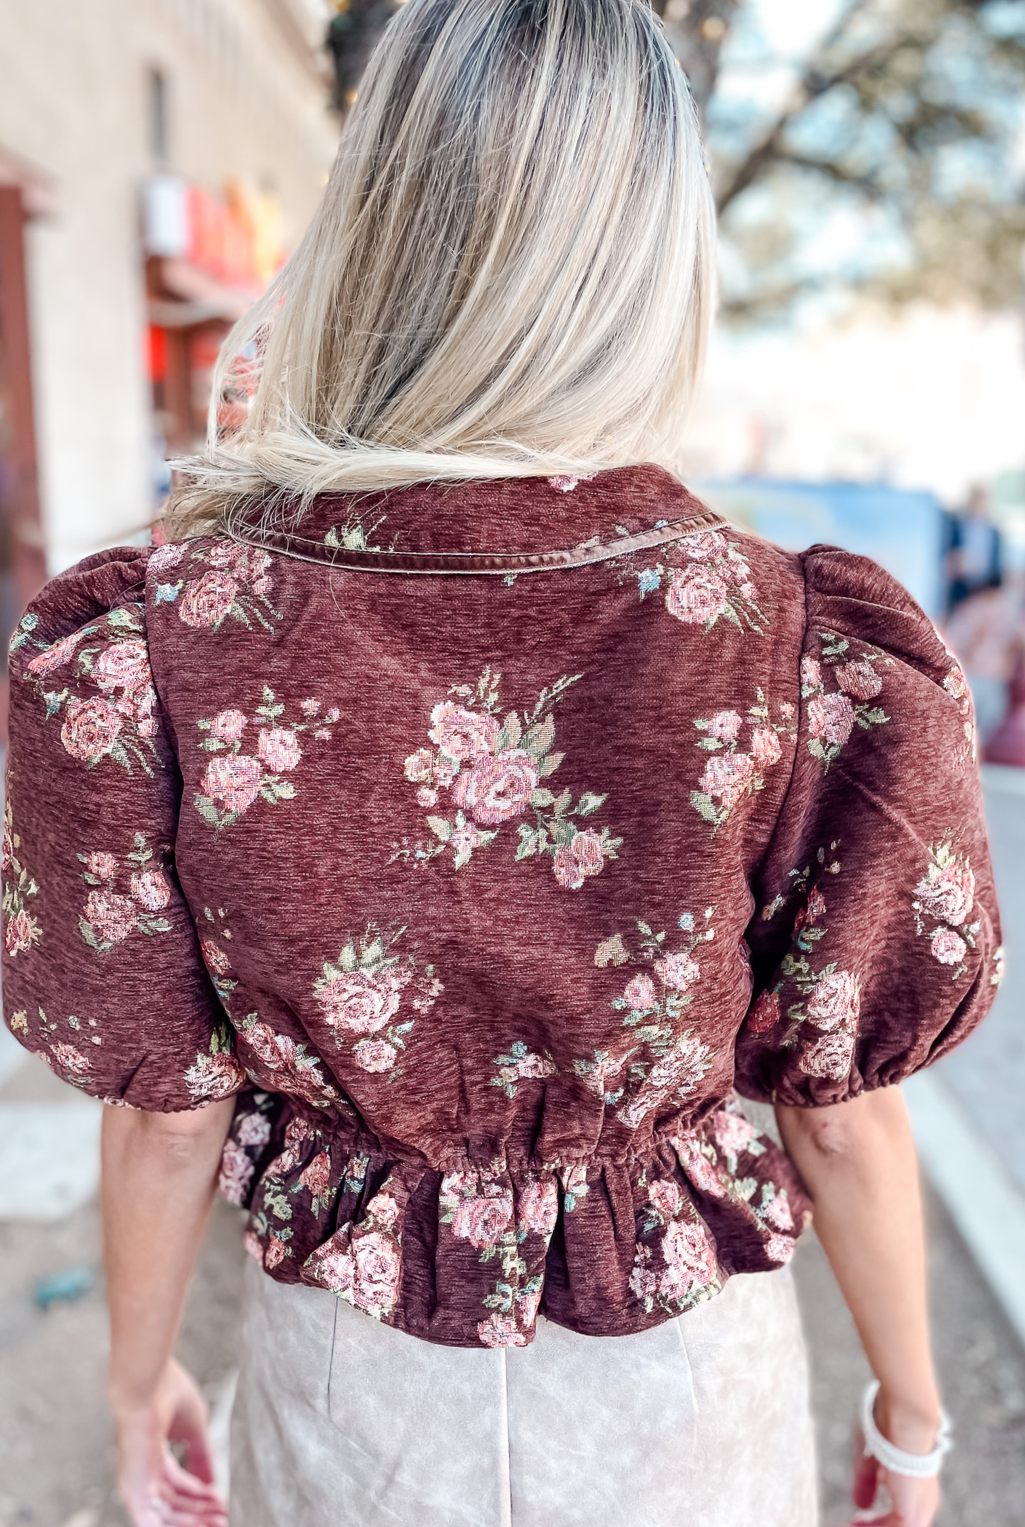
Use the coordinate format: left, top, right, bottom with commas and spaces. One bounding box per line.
873, 1384, 945, 1455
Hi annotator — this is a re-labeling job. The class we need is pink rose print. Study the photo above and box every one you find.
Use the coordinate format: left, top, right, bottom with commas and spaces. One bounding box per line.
219, 1140, 255, 1205
707, 710, 743, 744
428, 702, 500, 761
61, 697, 122, 761
309, 1226, 403, 1317
681, 531, 728, 561
237, 1017, 340, 1107
478, 1313, 528, 1347
806, 970, 860, 1032
700, 751, 756, 811
257, 727, 302, 773
27, 632, 89, 677
212, 709, 247, 743
654, 952, 700, 991
202, 754, 263, 817
491, 1041, 557, 1097
661, 1216, 718, 1298
236, 1111, 272, 1148
83, 888, 137, 946
624, 972, 657, 1009
750, 726, 782, 770
915, 862, 975, 927
766, 1234, 796, 1264
48, 1041, 92, 1081
195, 686, 336, 830
5, 909, 37, 956
802, 632, 889, 769
353, 1038, 399, 1073
666, 566, 729, 625
799, 1028, 856, 1082
298, 1152, 333, 1202
185, 1044, 246, 1102
201, 938, 232, 976
93, 640, 152, 693
551, 828, 607, 890
130, 869, 171, 912
452, 749, 539, 824
912, 841, 977, 979
85, 852, 116, 880
317, 966, 406, 1035
764, 1193, 794, 1232
452, 1190, 515, 1250
712, 1111, 757, 1160
315, 927, 441, 1079
944, 661, 976, 766
691, 692, 793, 834
807, 692, 856, 751
748, 988, 782, 1034
404, 747, 434, 783
150, 541, 187, 573
401, 667, 621, 882
265, 1236, 290, 1270
931, 926, 967, 966
616, 1031, 714, 1131
672, 1137, 726, 1199
178, 571, 238, 629
648, 1178, 683, 1218
518, 1176, 559, 1238
835, 659, 883, 701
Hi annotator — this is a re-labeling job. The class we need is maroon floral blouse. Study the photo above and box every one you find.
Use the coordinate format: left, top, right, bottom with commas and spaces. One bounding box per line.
1, 466, 1001, 1348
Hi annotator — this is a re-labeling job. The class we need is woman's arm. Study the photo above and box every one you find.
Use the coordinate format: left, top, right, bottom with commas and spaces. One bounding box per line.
101, 1099, 236, 1527
775, 1086, 943, 1527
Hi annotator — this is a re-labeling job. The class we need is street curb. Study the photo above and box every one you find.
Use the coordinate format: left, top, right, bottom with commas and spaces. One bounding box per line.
904, 1070, 1025, 1351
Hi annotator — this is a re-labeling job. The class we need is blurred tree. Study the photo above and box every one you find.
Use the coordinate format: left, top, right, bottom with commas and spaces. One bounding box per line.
326, 0, 1025, 316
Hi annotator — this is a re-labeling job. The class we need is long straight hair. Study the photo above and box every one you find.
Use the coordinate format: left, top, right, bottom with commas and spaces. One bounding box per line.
166, 0, 716, 534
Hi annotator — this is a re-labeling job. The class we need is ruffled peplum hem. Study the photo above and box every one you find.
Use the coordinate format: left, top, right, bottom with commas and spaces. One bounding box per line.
221, 1093, 812, 1348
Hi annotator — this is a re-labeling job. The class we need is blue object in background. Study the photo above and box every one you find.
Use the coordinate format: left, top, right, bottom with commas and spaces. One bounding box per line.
34, 1265, 95, 1310
695, 478, 945, 619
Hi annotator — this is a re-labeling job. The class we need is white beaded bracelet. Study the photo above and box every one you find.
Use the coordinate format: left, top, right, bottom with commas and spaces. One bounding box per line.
861, 1382, 953, 1479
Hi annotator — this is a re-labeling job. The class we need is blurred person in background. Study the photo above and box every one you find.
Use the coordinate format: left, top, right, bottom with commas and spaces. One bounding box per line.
0, 3, 1002, 1527
944, 484, 1003, 616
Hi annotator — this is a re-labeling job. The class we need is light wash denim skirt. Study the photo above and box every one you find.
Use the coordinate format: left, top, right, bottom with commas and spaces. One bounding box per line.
229, 1256, 818, 1527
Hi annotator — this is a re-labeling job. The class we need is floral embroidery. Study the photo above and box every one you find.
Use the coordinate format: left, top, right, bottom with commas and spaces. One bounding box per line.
22, 607, 160, 774
231, 1012, 338, 1107
912, 840, 980, 980
690, 690, 795, 834
77, 834, 172, 952
324, 508, 390, 552
396, 667, 622, 884
754, 852, 861, 1082
194, 686, 339, 828
153, 540, 282, 632
942, 660, 976, 766
577, 913, 716, 1129
440, 1162, 552, 1348
629, 529, 766, 634
672, 1107, 799, 1263
314, 925, 443, 1079
2, 798, 42, 957
802, 633, 890, 770
11, 1004, 106, 1086
628, 1173, 722, 1317
490, 1041, 557, 1098
184, 1019, 246, 1102
304, 1179, 404, 1319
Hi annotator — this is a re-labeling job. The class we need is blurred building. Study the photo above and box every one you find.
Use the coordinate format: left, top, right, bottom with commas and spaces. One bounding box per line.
0, 0, 338, 626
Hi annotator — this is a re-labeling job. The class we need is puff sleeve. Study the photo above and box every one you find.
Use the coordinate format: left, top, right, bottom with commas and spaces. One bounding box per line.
1, 549, 245, 1110
736, 546, 1002, 1107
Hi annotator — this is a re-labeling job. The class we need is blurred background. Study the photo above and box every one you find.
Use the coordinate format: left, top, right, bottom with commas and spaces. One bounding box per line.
2, 1, 1025, 1523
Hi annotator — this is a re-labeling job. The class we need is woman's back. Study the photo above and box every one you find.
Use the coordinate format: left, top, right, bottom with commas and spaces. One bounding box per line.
4, 465, 998, 1348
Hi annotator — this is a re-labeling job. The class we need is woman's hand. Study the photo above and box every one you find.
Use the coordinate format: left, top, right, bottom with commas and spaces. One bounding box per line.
113, 1357, 228, 1526
850, 1387, 942, 1527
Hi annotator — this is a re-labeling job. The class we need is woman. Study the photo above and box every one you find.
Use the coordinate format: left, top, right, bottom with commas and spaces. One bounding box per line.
1, 3, 999, 1525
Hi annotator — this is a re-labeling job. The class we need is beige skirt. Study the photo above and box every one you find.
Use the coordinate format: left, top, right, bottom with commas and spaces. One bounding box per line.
229, 1257, 818, 1527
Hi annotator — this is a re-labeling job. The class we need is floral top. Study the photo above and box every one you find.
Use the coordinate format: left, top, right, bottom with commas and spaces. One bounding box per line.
1, 466, 1001, 1349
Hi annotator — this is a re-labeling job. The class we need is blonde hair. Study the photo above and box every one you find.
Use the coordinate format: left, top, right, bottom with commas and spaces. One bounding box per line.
167, 0, 716, 535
